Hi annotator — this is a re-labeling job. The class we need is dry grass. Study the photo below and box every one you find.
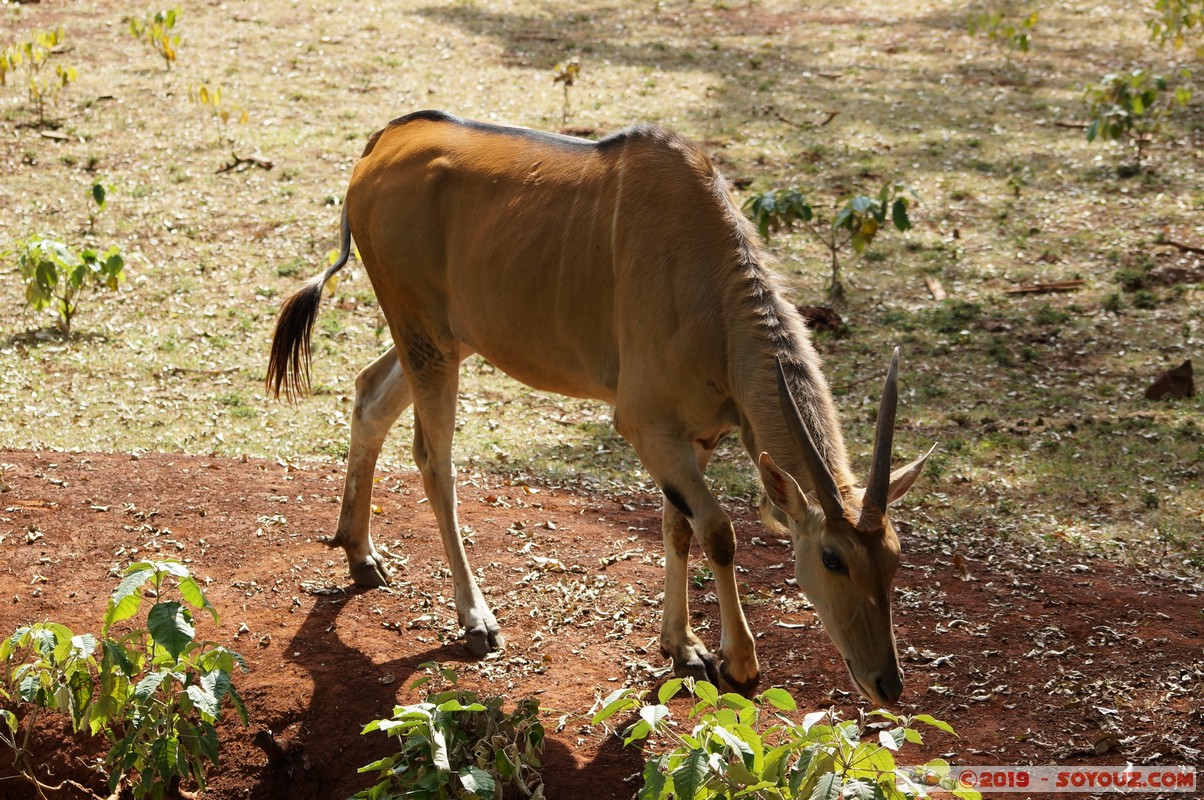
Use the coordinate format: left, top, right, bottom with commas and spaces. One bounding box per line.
0, 0, 1200, 571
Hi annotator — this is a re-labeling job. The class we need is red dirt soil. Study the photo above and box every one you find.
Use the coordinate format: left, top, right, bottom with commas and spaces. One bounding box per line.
0, 450, 1200, 799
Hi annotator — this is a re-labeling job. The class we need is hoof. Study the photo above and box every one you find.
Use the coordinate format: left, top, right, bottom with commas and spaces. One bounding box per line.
464, 625, 504, 658
349, 557, 389, 588
719, 660, 760, 698
670, 650, 721, 687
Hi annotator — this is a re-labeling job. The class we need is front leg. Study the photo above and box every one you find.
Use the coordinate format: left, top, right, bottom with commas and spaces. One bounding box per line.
659, 500, 720, 686
628, 431, 760, 695
329, 347, 413, 587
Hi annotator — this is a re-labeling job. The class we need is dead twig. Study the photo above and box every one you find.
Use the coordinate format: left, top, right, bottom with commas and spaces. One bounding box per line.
1053, 120, 1090, 129
773, 110, 839, 129
1164, 238, 1204, 255
1004, 280, 1084, 295
217, 152, 273, 173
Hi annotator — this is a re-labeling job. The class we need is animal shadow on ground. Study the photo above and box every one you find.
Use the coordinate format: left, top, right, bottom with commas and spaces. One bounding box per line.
246, 586, 641, 800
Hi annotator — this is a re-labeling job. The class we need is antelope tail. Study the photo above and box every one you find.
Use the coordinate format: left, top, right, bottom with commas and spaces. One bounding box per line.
266, 205, 353, 401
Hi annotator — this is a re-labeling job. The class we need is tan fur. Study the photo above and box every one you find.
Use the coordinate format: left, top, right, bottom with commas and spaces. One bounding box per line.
267, 111, 932, 702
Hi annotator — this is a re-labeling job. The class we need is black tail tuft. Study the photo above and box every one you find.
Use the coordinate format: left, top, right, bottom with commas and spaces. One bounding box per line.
266, 276, 325, 402
266, 206, 354, 402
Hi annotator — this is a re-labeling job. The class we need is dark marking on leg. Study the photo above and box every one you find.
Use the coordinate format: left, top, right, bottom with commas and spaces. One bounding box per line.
663, 484, 693, 518
406, 331, 443, 373
705, 521, 736, 567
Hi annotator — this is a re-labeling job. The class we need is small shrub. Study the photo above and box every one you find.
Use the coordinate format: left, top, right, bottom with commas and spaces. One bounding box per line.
189, 83, 249, 149
593, 679, 980, 800
96, 560, 249, 800
353, 663, 545, 799
743, 181, 914, 301
967, 8, 1038, 53
1148, 0, 1204, 57
1, 623, 100, 798
1084, 69, 1192, 169
12, 235, 126, 335
552, 58, 581, 125
129, 9, 182, 69
1, 560, 246, 800
0, 29, 78, 127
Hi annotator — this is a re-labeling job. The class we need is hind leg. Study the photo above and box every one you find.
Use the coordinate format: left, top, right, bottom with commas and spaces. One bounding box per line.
328, 346, 412, 587
404, 334, 502, 656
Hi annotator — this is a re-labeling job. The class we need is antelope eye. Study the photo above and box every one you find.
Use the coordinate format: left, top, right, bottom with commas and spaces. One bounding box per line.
821, 548, 847, 574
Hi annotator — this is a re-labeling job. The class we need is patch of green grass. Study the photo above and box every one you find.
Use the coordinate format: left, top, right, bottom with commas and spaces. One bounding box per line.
0, 0, 1198, 580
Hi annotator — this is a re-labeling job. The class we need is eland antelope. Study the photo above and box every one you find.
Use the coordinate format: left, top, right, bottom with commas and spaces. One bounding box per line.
267, 110, 933, 703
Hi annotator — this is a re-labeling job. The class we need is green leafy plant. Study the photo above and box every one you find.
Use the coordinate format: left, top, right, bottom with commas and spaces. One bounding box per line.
1149, 0, 1203, 57
189, 82, 249, 149
0, 560, 246, 800
1084, 69, 1193, 170
593, 679, 979, 800
12, 235, 126, 335
0, 29, 78, 127
552, 58, 581, 126
967, 9, 1038, 53
87, 181, 109, 234
129, 9, 182, 70
353, 662, 545, 799
94, 560, 248, 800
1, 623, 101, 799
743, 181, 914, 301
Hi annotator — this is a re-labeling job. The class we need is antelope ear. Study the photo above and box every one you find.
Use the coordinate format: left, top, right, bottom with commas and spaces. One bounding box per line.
887, 443, 937, 505
758, 452, 808, 520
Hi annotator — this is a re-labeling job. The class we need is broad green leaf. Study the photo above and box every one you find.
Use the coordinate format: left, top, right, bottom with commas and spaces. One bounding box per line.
592, 687, 639, 724
102, 639, 137, 677
0, 709, 16, 734
178, 577, 218, 622
459, 765, 495, 796
18, 672, 40, 703
105, 566, 156, 630
623, 718, 652, 746
430, 724, 450, 771
844, 778, 878, 800
147, 601, 195, 659
891, 198, 911, 232
810, 771, 842, 800
495, 748, 515, 779
693, 680, 719, 708
670, 749, 710, 800
150, 734, 180, 784
801, 710, 829, 733
850, 195, 875, 214
726, 757, 761, 786
657, 678, 684, 705
760, 687, 796, 711
134, 669, 167, 701
913, 713, 956, 736
638, 754, 669, 800
186, 683, 220, 722
711, 723, 754, 762
69, 633, 97, 660
67, 669, 93, 728
640, 703, 669, 730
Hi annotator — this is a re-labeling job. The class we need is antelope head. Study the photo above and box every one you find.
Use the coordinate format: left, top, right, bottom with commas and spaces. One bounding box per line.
757, 350, 933, 705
